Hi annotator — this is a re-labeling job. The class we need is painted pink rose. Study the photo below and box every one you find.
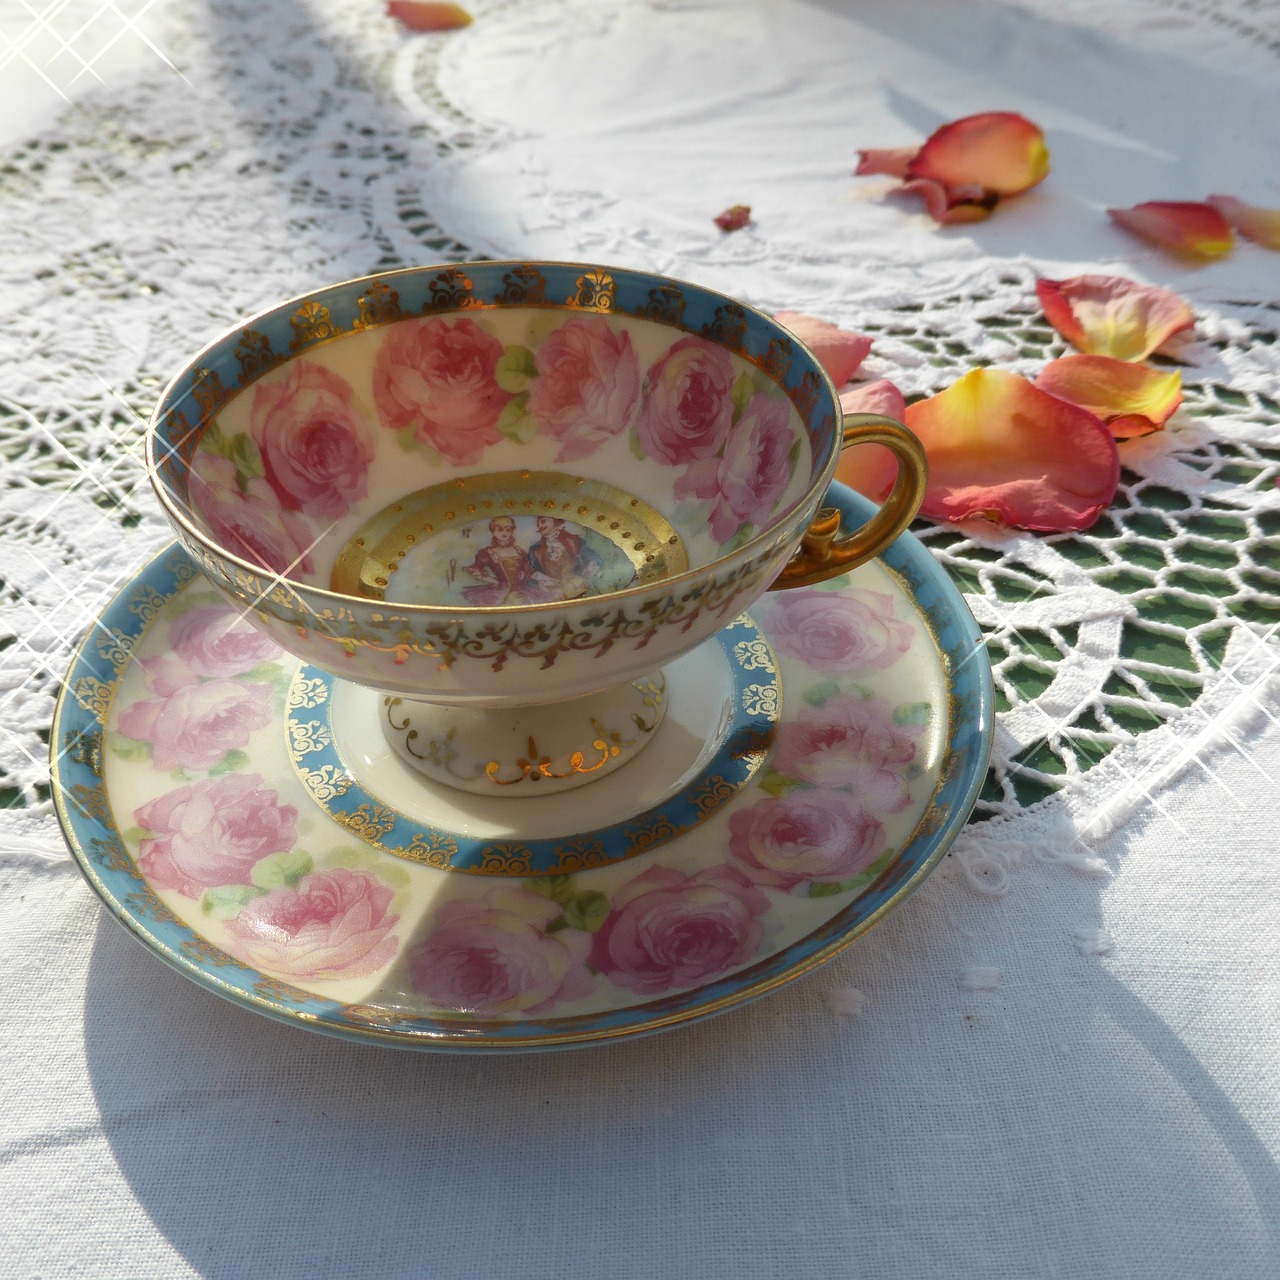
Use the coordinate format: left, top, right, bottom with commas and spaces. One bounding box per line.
250, 360, 374, 520
773, 694, 922, 814
169, 604, 283, 679
589, 864, 770, 996
728, 790, 885, 890
762, 588, 913, 675
134, 773, 298, 897
408, 887, 593, 1014
527, 316, 641, 462
636, 336, 736, 464
117, 678, 273, 772
224, 868, 400, 980
372, 316, 511, 465
189, 454, 316, 576
675, 391, 794, 541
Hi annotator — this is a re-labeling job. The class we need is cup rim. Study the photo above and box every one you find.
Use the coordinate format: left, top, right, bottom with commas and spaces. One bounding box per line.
145, 259, 844, 616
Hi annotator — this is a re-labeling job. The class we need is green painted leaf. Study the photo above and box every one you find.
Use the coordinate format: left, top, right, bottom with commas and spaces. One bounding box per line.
247, 661, 286, 684
202, 421, 231, 458
495, 393, 536, 444
629, 428, 648, 461
395, 423, 421, 453
528, 874, 577, 904
788, 437, 801, 475
544, 915, 568, 935
209, 748, 250, 776
725, 522, 755, 552
122, 826, 151, 843
250, 849, 313, 890
758, 769, 799, 798
108, 733, 151, 761
802, 680, 841, 708
230, 433, 264, 480
731, 371, 755, 422
893, 701, 933, 726
563, 890, 610, 933
806, 849, 895, 899
495, 344, 538, 393
201, 883, 265, 920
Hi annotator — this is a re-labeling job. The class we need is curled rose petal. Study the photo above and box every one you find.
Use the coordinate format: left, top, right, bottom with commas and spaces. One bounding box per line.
714, 204, 752, 232
835, 381, 907, 501
1107, 201, 1234, 260
907, 112, 1049, 197
854, 147, 918, 179
775, 312, 872, 385
387, 1, 472, 30
897, 178, 997, 225
903, 368, 1120, 531
1206, 195, 1280, 251
1035, 355, 1182, 440
1036, 275, 1194, 362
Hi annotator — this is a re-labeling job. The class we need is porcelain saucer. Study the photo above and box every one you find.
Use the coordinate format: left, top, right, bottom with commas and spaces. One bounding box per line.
52, 486, 993, 1052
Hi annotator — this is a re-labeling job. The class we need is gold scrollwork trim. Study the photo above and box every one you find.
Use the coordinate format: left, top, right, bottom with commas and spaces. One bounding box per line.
289, 300, 342, 351
352, 279, 404, 330
566, 269, 614, 312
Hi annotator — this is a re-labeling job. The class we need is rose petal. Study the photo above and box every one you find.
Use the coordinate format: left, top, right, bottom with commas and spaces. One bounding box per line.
387, 1, 472, 30
836, 381, 908, 502
1036, 275, 1195, 362
776, 312, 873, 385
854, 147, 918, 179
907, 112, 1049, 197
903, 368, 1119, 531
1035, 355, 1182, 439
896, 178, 997, 225
1206, 195, 1280, 251
714, 204, 752, 232
1107, 201, 1234, 260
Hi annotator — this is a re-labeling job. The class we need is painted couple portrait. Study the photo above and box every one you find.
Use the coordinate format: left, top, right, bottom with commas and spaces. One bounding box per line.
460, 514, 614, 606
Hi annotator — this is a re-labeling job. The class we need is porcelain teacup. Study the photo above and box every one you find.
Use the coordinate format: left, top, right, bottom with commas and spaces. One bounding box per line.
147, 262, 926, 794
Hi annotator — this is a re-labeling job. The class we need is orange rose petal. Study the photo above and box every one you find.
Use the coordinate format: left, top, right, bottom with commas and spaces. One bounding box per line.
387, 1, 472, 31
854, 147, 919, 179
1206, 195, 1280, 250
897, 178, 997, 225
1035, 275, 1195, 362
776, 312, 872, 385
903, 368, 1119, 531
1108, 414, 1163, 441
1107, 201, 1234, 260
906, 112, 1049, 197
1035, 355, 1182, 438
836, 381, 907, 502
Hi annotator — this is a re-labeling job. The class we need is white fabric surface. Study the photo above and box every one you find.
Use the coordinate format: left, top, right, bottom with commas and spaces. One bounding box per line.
1, 0, 1279, 1276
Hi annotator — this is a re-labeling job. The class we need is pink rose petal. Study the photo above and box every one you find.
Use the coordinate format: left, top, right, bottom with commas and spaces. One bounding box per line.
1107, 201, 1234, 261
775, 312, 873, 385
1036, 275, 1195, 362
1206, 195, 1280, 251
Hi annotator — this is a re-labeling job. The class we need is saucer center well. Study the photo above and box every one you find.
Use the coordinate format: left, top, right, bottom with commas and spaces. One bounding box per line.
285, 614, 780, 877
330, 470, 689, 607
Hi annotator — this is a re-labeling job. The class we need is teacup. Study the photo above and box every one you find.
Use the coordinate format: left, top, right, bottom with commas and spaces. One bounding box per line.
147, 263, 926, 794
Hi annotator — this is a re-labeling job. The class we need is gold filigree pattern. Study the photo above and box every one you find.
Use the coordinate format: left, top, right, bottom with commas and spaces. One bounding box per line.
191, 366, 229, 419
690, 776, 736, 817
702, 303, 747, 352
72, 677, 112, 722
497, 265, 547, 305
742, 684, 780, 717
94, 628, 133, 672
288, 300, 342, 351
425, 267, 476, 311
334, 803, 397, 841
299, 764, 351, 803
288, 718, 331, 755
233, 329, 281, 379
127, 585, 168, 625
385, 831, 459, 868
479, 843, 534, 874
352, 279, 404, 329
791, 370, 822, 420
65, 727, 104, 775
181, 938, 248, 969
253, 976, 315, 1005
762, 336, 794, 383
88, 834, 141, 877
624, 814, 681, 853
68, 783, 111, 825
734, 637, 776, 672
566, 270, 615, 312
125, 886, 179, 924
639, 284, 685, 325
287, 674, 328, 710
549, 837, 608, 873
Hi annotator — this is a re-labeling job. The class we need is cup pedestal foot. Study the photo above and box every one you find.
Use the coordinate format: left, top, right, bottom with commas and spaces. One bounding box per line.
380, 673, 668, 795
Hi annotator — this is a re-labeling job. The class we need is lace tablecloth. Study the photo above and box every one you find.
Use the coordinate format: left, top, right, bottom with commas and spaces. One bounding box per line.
1, 1, 1277, 1277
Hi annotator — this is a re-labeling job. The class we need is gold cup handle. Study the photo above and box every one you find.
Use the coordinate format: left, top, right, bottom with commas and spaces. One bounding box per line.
769, 414, 929, 591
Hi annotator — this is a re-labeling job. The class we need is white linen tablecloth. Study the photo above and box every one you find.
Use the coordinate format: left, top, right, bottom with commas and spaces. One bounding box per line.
1, 1, 1277, 1276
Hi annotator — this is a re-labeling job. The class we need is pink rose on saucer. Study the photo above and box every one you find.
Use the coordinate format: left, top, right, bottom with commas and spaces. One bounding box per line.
636, 336, 735, 464
773, 694, 922, 814
134, 773, 297, 897
169, 604, 283, 679
224, 868, 400, 980
117, 678, 273, 772
675, 391, 794, 541
762, 588, 913, 675
190, 454, 316, 577
527, 316, 641, 462
250, 360, 374, 520
372, 316, 511, 465
590, 864, 769, 996
728, 790, 885, 890
407, 888, 593, 1015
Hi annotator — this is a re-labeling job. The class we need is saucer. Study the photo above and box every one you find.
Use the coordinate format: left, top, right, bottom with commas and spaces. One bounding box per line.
52, 485, 993, 1052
